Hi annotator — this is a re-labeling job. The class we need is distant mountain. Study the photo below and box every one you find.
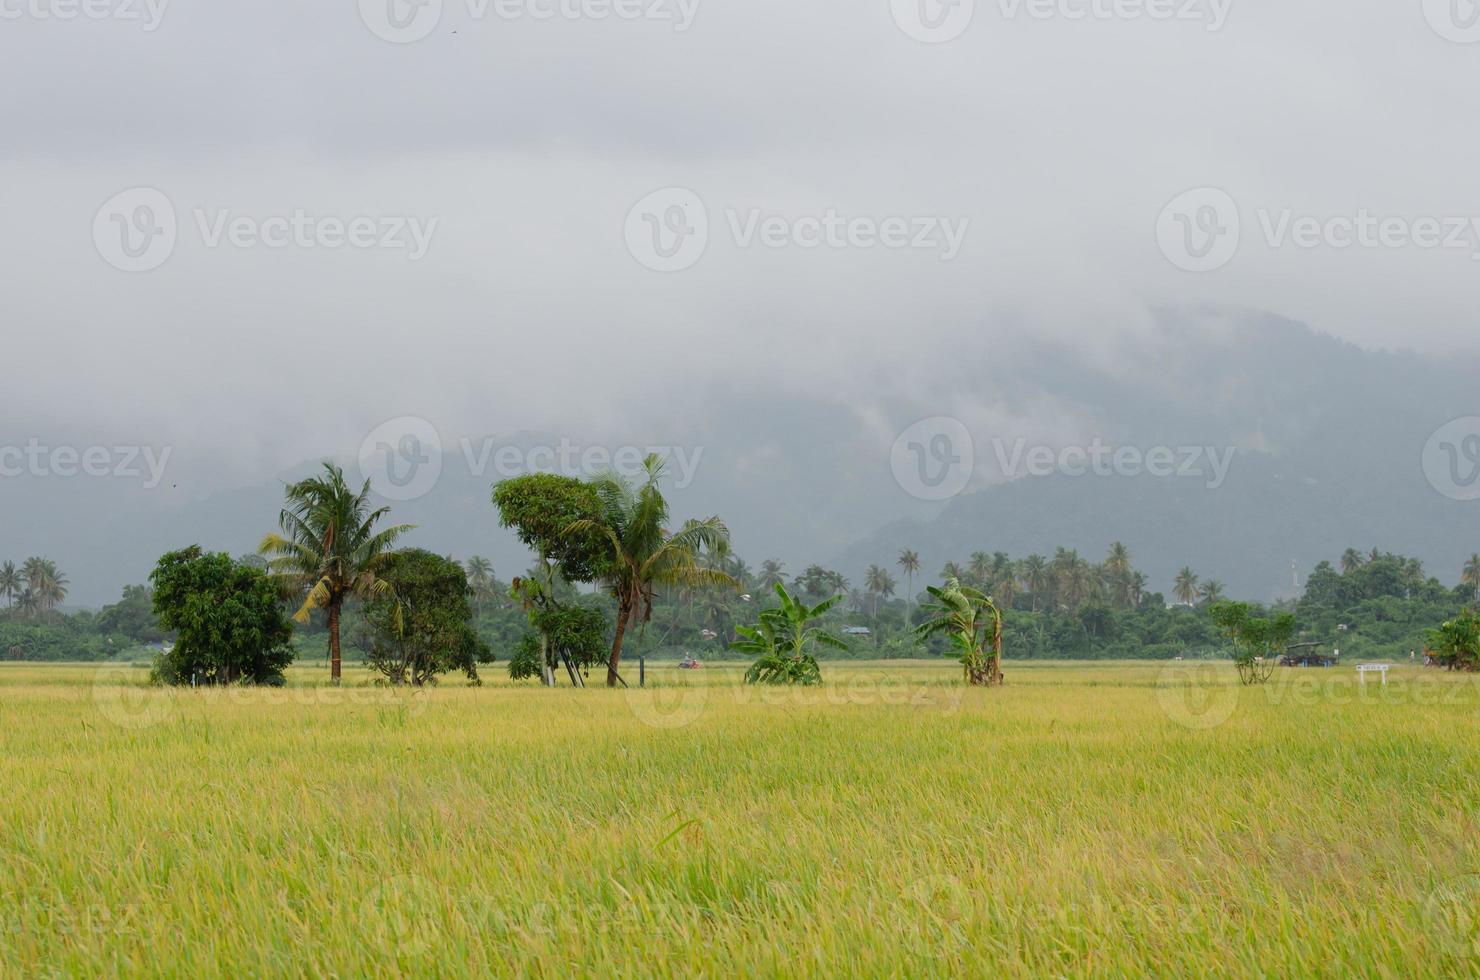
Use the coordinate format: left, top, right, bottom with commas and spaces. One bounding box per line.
835, 311, 1480, 602
6, 310, 1477, 607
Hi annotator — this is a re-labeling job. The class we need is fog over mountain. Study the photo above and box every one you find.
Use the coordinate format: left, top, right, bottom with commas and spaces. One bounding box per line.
8, 310, 1477, 608
4, 1, 1480, 606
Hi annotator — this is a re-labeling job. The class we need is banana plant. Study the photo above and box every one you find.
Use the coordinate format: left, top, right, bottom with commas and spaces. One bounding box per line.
733, 583, 847, 685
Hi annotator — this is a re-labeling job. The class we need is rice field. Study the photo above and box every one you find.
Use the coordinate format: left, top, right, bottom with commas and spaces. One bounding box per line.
2, 660, 1479, 977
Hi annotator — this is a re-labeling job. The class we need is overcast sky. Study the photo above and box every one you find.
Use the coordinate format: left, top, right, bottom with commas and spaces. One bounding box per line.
3, 0, 1479, 487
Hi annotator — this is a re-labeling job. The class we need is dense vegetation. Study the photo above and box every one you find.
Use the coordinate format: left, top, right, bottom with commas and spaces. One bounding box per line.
5, 495, 1477, 675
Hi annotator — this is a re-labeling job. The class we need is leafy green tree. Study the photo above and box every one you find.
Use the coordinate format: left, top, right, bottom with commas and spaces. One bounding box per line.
733, 583, 845, 685
362, 549, 490, 686
1427, 612, 1480, 671
493, 473, 609, 686
506, 604, 609, 682
149, 547, 294, 685
916, 577, 1004, 686
568, 455, 734, 686
1209, 601, 1295, 685
95, 585, 164, 644
260, 462, 413, 683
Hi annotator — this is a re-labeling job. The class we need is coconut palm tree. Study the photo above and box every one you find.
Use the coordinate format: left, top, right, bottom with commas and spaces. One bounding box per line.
1340, 548, 1366, 574
567, 454, 735, 686
967, 551, 992, 590
864, 564, 896, 618
1018, 554, 1050, 611
35, 563, 67, 614
1173, 567, 1200, 607
465, 556, 495, 610
896, 548, 920, 615
758, 559, 787, 592
1198, 579, 1226, 605
1463, 554, 1480, 602
941, 561, 966, 583
0, 561, 20, 609
260, 462, 414, 683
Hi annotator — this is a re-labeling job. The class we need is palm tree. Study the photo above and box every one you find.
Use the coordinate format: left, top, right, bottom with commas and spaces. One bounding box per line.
1104, 542, 1135, 609
1018, 555, 1050, 612
1198, 579, 1226, 605
35, 563, 67, 614
465, 556, 495, 610
916, 577, 1003, 686
260, 462, 413, 683
567, 454, 734, 686
1173, 567, 1200, 607
22, 557, 45, 595
0, 561, 20, 610
1463, 554, 1480, 602
990, 552, 1017, 609
967, 551, 992, 590
15, 589, 40, 619
1340, 548, 1365, 574
896, 549, 920, 615
941, 561, 966, 583
758, 559, 787, 592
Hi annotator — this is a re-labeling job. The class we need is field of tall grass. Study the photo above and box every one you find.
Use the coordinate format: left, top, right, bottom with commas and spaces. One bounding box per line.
3, 660, 1478, 976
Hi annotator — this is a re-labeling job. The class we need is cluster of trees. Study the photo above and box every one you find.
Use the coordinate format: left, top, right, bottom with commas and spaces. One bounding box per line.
0, 557, 69, 620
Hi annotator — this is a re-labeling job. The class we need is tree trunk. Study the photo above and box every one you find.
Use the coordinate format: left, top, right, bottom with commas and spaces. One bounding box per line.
608, 600, 631, 688
989, 614, 1004, 686
540, 632, 555, 687
328, 599, 342, 685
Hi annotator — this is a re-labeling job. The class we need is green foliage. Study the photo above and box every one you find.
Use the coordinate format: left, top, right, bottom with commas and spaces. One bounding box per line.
1426, 611, 1480, 671
915, 577, 1003, 685
734, 583, 845, 685
94, 584, 165, 644
569, 454, 734, 685
259, 462, 413, 681
362, 550, 490, 686
149, 547, 294, 685
1208, 601, 1296, 685
492, 474, 609, 583
507, 603, 609, 681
